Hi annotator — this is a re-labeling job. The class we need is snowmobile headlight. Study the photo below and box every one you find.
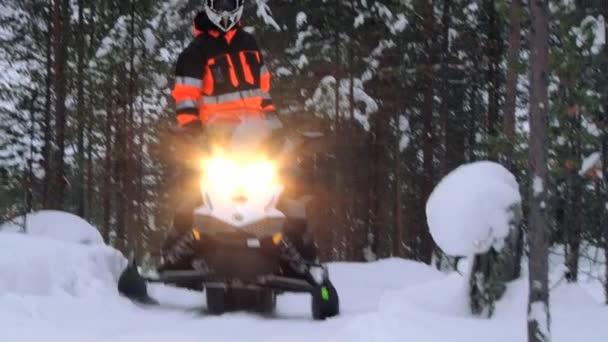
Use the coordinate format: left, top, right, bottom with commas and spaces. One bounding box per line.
204, 156, 278, 195
205, 157, 240, 193
242, 161, 277, 194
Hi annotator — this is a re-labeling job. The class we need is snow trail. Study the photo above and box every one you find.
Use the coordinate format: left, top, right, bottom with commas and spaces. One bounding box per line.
1, 212, 607, 341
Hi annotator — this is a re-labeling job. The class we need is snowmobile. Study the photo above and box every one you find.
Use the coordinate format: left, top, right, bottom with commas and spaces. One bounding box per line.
117, 116, 339, 320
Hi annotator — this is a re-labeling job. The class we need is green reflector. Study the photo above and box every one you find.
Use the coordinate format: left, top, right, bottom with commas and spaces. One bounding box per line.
321, 287, 330, 301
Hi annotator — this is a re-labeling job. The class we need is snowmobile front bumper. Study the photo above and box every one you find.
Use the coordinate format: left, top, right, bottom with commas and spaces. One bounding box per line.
117, 260, 320, 304
118, 258, 339, 320
152, 269, 315, 293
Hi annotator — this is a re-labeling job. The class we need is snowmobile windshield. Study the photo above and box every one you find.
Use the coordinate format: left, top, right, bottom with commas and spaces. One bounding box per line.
204, 116, 283, 157
208, 0, 241, 13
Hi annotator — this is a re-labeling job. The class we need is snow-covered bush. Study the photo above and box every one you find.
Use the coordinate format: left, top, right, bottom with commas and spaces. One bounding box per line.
426, 161, 522, 257
1, 210, 104, 245
426, 161, 522, 317
0, 211, 125, 298
0, 233, 125, 297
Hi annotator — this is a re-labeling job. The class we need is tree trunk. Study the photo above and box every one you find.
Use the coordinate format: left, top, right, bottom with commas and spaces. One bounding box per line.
604, 127, 608, 303
42, 2, 54, 208
114, 72, 128, 252
602, 0, 608, 304
486, 0, 501, 145
102, 74, 115, 244
500, 0, 524, 281
394, 118, 403, 257
527, 0, 551, 340
420, 0, 436, 263
467, 85, 480, 161
26, 93, 36, 216
503, 0, 522, 162
346, 0, 357, 260
86, 125, 94, 221
565, 106, 582, 282
332, 27, 342, 259
50, 0, 69, 209
85, 1, 97, 222
370, 111, 391, 259
439, 0, 452, 176
564, 170, 582, 282
76, 0, 86, 218
136, 109, 146, 261
124, 0, 137, 254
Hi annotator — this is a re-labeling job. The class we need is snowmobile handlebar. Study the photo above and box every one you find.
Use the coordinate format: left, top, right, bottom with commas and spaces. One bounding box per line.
167, 116, 327, 177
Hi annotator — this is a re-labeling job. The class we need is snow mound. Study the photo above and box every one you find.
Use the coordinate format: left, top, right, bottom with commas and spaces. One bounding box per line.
0, 232, 125, 297
1, 210, 104, 245
426, 161, 521, 256
389, 273, 470, 316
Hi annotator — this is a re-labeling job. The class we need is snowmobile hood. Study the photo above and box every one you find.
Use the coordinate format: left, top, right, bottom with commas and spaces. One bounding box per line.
193, 11, 241, 38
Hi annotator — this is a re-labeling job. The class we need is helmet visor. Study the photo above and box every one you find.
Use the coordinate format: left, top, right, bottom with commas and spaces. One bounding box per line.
209, 0, 240, 13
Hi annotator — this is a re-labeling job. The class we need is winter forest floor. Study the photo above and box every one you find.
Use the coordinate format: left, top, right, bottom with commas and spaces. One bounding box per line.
1, 213, 608, 342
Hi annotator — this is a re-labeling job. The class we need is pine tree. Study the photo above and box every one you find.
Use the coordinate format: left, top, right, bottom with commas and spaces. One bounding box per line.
527, 0, 551, 340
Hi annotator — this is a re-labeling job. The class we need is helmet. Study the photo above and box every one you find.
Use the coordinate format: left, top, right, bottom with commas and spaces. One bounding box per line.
204, 0, 244, 32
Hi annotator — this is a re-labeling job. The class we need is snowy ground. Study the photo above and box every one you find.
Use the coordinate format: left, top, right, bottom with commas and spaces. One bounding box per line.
1, 213, 608, 341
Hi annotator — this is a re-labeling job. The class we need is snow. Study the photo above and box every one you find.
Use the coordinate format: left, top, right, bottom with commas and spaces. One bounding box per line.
305, 76, 378, 131
571, 15, 606, 55
399, 115, 410, 151
1, 210, 104, 245
553, 0, 576, 13
374, 3, 394, 21
1, 211, 607, 342
426, 161, 522, 256
0, 232, 125, 297
534, 176, 544, 196
2, 233, 608, 342
255, 0, 280, 31
296, 12, 307, 29
143, 28, 157, 53
275, 67, 293, 77
390, 14, 408, 34
354, 14, 365, 28
585, 15, 606, 54
529, 301, 550, 340
296, 54, 309, 69
361, 39, 396, 82
362, 232, 377, 262
584, 118, 601, 137
579, 152, 601, 177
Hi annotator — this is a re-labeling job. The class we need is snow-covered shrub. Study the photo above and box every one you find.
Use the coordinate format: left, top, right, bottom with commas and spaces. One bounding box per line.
426, 161, 522, 257
0, 211, 125, 298
1, 210, 104, 245
0, 232, 126, 297
426, 161, 522, 317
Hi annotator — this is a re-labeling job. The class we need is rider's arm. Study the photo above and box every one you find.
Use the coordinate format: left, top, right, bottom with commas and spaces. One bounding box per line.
251, 39, 275, 113
172, 45, 204, 128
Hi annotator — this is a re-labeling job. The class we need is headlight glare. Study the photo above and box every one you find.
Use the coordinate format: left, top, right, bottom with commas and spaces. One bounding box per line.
203, 155, 277, 196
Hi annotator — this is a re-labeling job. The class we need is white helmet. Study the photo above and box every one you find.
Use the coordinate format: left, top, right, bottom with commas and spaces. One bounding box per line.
204, 0, 244, 32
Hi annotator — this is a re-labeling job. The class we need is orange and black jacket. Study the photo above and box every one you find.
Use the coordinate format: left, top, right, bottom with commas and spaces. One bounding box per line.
172, 12, 275, 127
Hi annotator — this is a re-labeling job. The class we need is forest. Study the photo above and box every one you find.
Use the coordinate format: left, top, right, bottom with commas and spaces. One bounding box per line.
0, 0, 606, 339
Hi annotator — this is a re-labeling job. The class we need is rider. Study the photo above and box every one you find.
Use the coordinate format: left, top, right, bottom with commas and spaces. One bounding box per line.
172, 1, 275, 130
161, 0, 276, 270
